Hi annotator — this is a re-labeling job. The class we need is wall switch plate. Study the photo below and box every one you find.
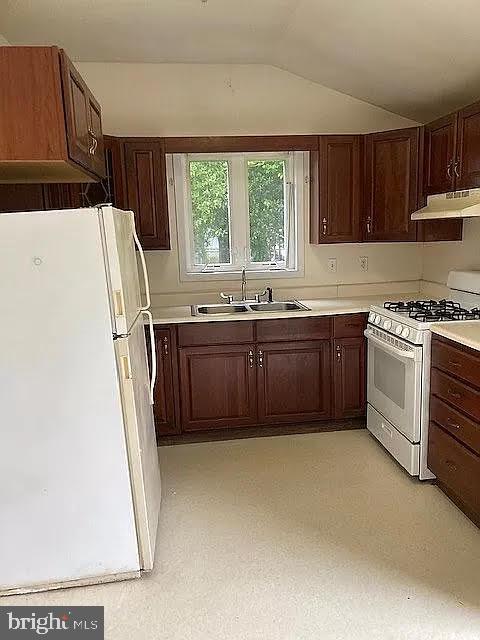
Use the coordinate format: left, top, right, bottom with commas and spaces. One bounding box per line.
359, 256, 368, 272
328, 258, 337, 273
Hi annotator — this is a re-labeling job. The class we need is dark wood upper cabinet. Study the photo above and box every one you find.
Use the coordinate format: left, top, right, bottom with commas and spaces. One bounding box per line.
124, 139, 170, 250
310, 135, 362, 244
333, 337, 366, 419
0, 184, 46, 212
257, 340, 332, 424
179, 344, 258, 431
0, 46, 105, 183
456, 101, 480, 190
423, 113, 457, 195
364, 127, 419, 242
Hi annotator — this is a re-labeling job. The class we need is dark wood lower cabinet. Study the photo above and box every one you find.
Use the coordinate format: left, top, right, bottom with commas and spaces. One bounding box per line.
179, 344, 258, 431
333, 337, 366, 418
152, 327, 179, 436
257, 340, 331, 424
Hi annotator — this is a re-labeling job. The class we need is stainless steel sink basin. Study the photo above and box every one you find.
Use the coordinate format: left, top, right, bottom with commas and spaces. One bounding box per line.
249, 301, 309, 312
192, 303, 249, 315
191, 300, 309, 316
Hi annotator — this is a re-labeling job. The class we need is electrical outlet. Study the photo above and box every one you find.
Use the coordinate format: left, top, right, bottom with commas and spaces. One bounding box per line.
328, 258, 337, 273
360, 256, 368, 272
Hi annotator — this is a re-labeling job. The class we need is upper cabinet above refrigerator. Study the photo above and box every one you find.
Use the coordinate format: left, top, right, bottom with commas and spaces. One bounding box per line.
0, 46, 106, 184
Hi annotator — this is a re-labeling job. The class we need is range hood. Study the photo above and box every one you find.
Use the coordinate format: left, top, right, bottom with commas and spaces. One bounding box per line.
412, 188, 480, 220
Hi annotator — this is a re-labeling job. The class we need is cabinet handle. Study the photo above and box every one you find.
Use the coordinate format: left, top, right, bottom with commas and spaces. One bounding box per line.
447, 388, 461, 400
454, 160, 460, 178
258, 350, 264, 368
447, 418, 461, 430
447, 160, 453, 179
248, 349, 254, 368
163, 336, 168, 356
366, 217, 372, 234
322, 217, 327, 235
88, 128, 97, 155
336, 345, 342, 360
448, 360, 461, 368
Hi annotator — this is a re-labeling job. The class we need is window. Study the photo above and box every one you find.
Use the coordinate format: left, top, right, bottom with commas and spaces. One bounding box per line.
170, 151, 307, 280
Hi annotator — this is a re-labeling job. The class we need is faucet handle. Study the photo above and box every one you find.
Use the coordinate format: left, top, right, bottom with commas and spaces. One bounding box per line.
220, 292, 234, 304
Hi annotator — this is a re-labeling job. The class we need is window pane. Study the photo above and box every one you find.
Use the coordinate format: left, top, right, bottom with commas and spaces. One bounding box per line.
189, 160, 231, 265
247, 160, 286, 263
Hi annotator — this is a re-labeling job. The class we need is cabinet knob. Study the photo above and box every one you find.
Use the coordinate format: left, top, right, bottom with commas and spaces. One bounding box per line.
322, 217, 327, 235
163, 336, 168, 356
366, 216, 372, 234
258, 350, 264, 368
336, 345, 341, 360
248, 349, 254, 368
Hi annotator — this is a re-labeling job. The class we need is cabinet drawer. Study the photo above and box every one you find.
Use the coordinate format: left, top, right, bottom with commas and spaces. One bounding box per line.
431, 337, 480, 390
333, 313, 367, 338
430, 395, 480, 456
178, 321, 254, 347
431, 368, 480, 422
428, 422, 480, 520
256, 317, 331, 342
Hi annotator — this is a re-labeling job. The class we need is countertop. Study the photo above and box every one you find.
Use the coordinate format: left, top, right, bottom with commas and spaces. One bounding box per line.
431, 321, 480, 352
149, 295, 408, 325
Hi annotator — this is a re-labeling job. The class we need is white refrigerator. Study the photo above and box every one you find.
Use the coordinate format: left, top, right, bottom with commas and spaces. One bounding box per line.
0, 206, 161, 595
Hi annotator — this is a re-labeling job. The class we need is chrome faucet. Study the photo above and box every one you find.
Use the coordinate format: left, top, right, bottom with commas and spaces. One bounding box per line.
241, 266, 247, 301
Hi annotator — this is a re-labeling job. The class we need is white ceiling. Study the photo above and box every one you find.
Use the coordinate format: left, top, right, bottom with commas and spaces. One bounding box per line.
3, 0, 480, 122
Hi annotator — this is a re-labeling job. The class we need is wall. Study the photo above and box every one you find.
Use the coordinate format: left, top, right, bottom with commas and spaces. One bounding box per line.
0, 35, 10, 45
421, 219, 480, 297
77, 62, 422, 306
77, 62, 416, 137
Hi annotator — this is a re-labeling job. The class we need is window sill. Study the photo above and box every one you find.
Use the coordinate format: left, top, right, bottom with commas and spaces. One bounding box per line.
180, 268, 304, 283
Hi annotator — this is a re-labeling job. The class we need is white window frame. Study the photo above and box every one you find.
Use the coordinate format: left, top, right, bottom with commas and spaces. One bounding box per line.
170, 151, 307, 282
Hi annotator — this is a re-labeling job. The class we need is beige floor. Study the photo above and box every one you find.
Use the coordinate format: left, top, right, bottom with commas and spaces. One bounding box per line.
5, 430, 480, 639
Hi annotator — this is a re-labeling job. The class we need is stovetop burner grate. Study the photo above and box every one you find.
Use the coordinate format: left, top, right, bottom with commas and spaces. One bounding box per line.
384, 299, 480, 322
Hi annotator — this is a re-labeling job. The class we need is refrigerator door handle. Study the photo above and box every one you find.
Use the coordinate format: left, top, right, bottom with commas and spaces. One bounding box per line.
143, 310, 156, 405
131, 211, 151, 311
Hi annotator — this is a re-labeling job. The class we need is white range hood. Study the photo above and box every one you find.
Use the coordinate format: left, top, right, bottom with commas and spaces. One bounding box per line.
412, 188, 480, 220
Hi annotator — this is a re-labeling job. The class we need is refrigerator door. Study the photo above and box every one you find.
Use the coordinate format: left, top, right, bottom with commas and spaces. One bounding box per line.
0, 209, 140, 591
115, 319, 161, 571
100, 206, 151, 336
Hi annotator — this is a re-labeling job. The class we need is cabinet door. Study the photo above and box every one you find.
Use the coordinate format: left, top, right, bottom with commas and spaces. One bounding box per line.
179, 344, 257, 431
124, 139, 170, 249
152, 328, 179, 436
364, 127, 419, 242
81, 136, 126, 208
456, 101, 480, 189
60, 51, 92, 173
257, 340, 331, 424
0, 184, 45, 212
314, 135, 362, 243
423, 113, 457, 195
86, 92, 106, 178
333, 337, 366, 419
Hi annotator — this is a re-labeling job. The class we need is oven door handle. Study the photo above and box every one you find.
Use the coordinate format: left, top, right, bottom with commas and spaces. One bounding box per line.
364, 329, 417, 360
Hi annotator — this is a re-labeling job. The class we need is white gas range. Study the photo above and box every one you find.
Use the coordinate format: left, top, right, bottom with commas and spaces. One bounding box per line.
365, 270, 480, 479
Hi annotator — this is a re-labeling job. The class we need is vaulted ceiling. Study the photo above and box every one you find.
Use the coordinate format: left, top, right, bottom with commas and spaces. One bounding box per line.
3, 0, 480, 122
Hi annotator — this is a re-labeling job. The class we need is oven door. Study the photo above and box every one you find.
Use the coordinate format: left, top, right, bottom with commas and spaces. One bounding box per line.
365, 326, 423, 442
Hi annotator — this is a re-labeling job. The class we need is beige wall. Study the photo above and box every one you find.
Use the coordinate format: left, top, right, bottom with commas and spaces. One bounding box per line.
77, 62, 422, 306
0, 35, 10, 45
422, 219, 480, 295
77, 62, 416, 137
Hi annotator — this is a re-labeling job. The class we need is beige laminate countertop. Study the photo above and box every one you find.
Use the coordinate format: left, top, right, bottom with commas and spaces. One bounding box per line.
149, 294, 409, 325
431, 321, 480, 352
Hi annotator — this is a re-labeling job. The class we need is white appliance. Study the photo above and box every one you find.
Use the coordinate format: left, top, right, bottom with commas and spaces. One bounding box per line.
365, 271, 480, 479
0, 206, 161, 595
412, 188, 480, 220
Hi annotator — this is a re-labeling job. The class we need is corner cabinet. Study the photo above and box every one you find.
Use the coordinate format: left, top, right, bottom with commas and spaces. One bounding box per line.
151, 327, 179, 436
124, 139, 170, 249
310, 135, 362, 244
364, 127, 419, 242
0, 46, 105, 183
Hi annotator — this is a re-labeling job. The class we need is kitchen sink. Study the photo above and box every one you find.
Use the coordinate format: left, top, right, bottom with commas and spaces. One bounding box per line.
249, 301, 309, 312
191, 300, 309, 316
192, 303, 249, 315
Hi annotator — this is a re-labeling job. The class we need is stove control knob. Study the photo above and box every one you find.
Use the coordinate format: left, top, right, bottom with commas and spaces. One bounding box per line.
395, 324, 403, 335
401, 327, 410, 339
383, 319, 392, 330
368, 312, 375, 323
374, 315, 381, 325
